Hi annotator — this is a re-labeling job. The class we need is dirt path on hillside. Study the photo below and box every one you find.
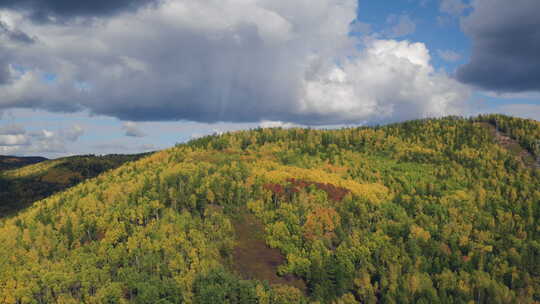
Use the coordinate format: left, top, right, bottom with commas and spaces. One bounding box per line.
231, 211, 307, 292
478, 122, 540, 170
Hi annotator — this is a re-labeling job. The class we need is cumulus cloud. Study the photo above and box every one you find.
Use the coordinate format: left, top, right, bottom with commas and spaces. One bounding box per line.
457, 0, 540, 92
122, 121, 145, 137
0, 123, 84, 155
0, 134, 28, 146
0, 124, 28, 148
0, 0, 469, 125
437, 49, 461, 62
60, 124, 84, 141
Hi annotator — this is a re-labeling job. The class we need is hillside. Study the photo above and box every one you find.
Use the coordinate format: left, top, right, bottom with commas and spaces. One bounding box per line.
1, 115, 540, 303
0, 154, 149, 217
0, 155, 47, 171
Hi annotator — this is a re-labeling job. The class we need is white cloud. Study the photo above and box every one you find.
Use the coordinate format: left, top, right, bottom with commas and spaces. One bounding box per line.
122, 121, 145, 137
350, 20, 372, 35
60, 124, 84, 141
0, 123, 84, 155
0, 0, 469, 125
259, 121, 300, 128
0, 134, 29, 146
299, 39, 470, 123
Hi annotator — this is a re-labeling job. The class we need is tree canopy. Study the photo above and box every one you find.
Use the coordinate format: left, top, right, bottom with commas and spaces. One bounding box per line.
1, 115, 539, 303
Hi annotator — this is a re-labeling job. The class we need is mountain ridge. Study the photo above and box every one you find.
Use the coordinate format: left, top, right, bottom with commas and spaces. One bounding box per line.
0, 155, 48, 171
1, 114, 539, 303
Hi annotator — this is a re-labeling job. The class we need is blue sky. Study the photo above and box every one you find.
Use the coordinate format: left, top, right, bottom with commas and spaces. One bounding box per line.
1, 0, 539, 157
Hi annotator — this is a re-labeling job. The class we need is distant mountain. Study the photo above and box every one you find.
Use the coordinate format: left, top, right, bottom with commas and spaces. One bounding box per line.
0, 153, 149, 217
0, 155, 47, 171
0, 115, 539, 303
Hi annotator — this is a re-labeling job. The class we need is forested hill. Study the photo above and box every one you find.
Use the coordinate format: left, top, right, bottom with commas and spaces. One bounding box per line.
1, 115, 540, 303
0, 155, 47, 171
0, 154, 149, 217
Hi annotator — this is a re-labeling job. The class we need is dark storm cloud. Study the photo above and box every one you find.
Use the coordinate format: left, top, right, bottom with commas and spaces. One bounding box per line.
0, 20, 34, 43
0, 61, 9, 84
0, 21, 34, 84
0, 0, 161, 22
457, 0, 540, 92
0, 0, 469, 125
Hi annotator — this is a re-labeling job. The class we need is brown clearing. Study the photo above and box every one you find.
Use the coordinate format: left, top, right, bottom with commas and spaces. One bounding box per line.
477, 122, 539, 169
264, 178, 350, 202
232, 211, 306, 292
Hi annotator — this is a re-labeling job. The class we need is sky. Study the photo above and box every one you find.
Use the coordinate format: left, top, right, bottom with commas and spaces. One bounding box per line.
0, 0, 539, 157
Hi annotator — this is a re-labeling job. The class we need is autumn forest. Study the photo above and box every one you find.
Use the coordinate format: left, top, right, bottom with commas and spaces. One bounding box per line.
1, 114, 540, 304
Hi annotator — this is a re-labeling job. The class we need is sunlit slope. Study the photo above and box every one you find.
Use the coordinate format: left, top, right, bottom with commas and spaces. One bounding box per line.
3, 159, 65, 180
1, 116, 540, 303
0, 154, 147, 217
0, 156, 47, 171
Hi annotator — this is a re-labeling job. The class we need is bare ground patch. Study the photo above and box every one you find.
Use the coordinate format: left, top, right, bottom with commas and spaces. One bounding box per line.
477, 122, 539, 169
231, 211, 307, 292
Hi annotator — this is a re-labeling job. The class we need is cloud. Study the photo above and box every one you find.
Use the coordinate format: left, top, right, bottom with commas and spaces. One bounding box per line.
386, 14, 416, 38
0, 61, 9, 84
350, 20, 372, 35
0, 0, 160, 22
60, 124, 84, 141
0, 124, 25, 135
0, 123, 84, 155
0, 20, 34, 43
437, 49, 461, 62
300, 39, 470, 124
457, 0, 540, 92
0, 0, 469, 125
0, 134, 29, 146
259, 121, 300, 128
439, 0, 468, 16
122, 121, 145, 137
0, 124, 29, 147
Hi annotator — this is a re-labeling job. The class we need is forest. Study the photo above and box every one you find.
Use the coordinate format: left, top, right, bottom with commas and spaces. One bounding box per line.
0, 156, 47, 171
0, 114, 539, 303
0, 154, 148, 217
